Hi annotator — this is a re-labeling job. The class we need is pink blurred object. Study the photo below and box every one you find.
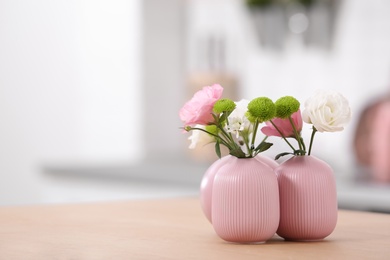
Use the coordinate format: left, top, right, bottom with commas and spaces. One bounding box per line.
370, 101, 390, 182
200, 154, 278, 223
275, 155, 337, 241
354, 97, 390, 182
211, 157, 280, 243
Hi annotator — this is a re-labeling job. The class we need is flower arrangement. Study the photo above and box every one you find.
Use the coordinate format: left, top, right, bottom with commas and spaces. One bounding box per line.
179, 84, 351, 159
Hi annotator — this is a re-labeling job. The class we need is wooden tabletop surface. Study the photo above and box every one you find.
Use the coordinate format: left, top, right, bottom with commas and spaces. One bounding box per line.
0, 197, 389, 259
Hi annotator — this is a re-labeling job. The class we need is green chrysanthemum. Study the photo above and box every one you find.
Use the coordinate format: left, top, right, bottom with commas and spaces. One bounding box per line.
247, 97, 276, 122
275, 96, 300, 119
205, 125, 218, 136
245, 111, 257, 123
213, 99, 236, 114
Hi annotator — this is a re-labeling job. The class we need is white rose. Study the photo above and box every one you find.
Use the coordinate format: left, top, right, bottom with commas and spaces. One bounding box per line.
302, 90, 351, 132
227, 99, 253, 138
188, 125, 215, 149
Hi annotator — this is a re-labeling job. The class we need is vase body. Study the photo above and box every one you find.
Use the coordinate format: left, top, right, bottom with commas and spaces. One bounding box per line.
200, 155, 232, 223
200, 154, 278, 223
254, 154, 279, 170
211, 157, 280, 243
275, 155, 337, 241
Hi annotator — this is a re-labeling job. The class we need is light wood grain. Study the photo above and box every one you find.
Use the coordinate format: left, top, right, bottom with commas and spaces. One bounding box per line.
0, 197, 389, 259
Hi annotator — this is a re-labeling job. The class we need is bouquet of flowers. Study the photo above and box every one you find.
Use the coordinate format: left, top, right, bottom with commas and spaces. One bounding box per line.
179, 84, 351, 159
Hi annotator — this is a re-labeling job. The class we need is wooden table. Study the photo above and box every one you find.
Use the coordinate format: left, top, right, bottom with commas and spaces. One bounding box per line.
0, 198, 389, 259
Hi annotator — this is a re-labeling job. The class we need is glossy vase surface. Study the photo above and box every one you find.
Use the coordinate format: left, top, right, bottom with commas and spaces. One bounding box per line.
275, 155, 337, 241
211, 157, 280, 243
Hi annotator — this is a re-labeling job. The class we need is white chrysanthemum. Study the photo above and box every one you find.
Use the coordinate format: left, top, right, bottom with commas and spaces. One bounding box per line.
226, 99, 253, 138
302, 90, 351, 132
188, 125, 215, 149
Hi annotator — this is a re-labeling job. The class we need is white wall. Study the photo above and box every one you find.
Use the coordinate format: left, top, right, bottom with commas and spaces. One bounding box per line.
79, 0, 142, 163
0, 0, 142, 205
141, 0, 187, 160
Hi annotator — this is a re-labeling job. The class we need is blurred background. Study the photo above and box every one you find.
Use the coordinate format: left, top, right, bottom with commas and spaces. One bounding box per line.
1, 0, 390, 212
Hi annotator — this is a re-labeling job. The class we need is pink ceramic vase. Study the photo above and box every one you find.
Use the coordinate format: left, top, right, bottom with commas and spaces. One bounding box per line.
200, 155, 232, 223
275, 155, 337, 241
211, 157, 280, 243
200, 154, 278, 223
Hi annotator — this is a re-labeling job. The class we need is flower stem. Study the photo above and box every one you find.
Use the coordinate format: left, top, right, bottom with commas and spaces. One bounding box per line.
243, 132, 251, 154
308, 127, 318, 156
254, 136, 269, 156
250, 119, 260, 156
270, 120, 296, 152
223, 112, 236, 144
189, 127, 233, 150
300, 137, 306, 152
288, 116, 306, 155
216, 125, 234, 144
288, 116, 304, 151
216, 123, 243, 154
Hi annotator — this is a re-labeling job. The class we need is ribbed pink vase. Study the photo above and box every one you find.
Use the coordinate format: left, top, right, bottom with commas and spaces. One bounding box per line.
275, 155, 338, 241
211, 157, 280, 243
200, 155, 278, 223
200, 155, 232, 223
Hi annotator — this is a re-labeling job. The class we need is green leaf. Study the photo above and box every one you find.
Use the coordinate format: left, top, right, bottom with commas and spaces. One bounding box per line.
215, 141, 221, 159
275, 152, 293, 160
219, 112, 229, 125
229, 147, 247, 158
254, 142, 273, 153
293, 149, 306, 156
211, 113, 219, 123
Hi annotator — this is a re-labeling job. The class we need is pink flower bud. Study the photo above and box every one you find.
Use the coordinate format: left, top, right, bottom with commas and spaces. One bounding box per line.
261, 110, 303, 138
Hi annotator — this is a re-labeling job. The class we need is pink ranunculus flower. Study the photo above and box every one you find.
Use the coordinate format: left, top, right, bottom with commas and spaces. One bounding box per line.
261, 110, 303, 138
179, 84, 223, 126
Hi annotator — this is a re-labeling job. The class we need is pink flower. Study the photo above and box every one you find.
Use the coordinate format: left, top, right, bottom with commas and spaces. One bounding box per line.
179, 84, 223, 126
261, 110, 303, 138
